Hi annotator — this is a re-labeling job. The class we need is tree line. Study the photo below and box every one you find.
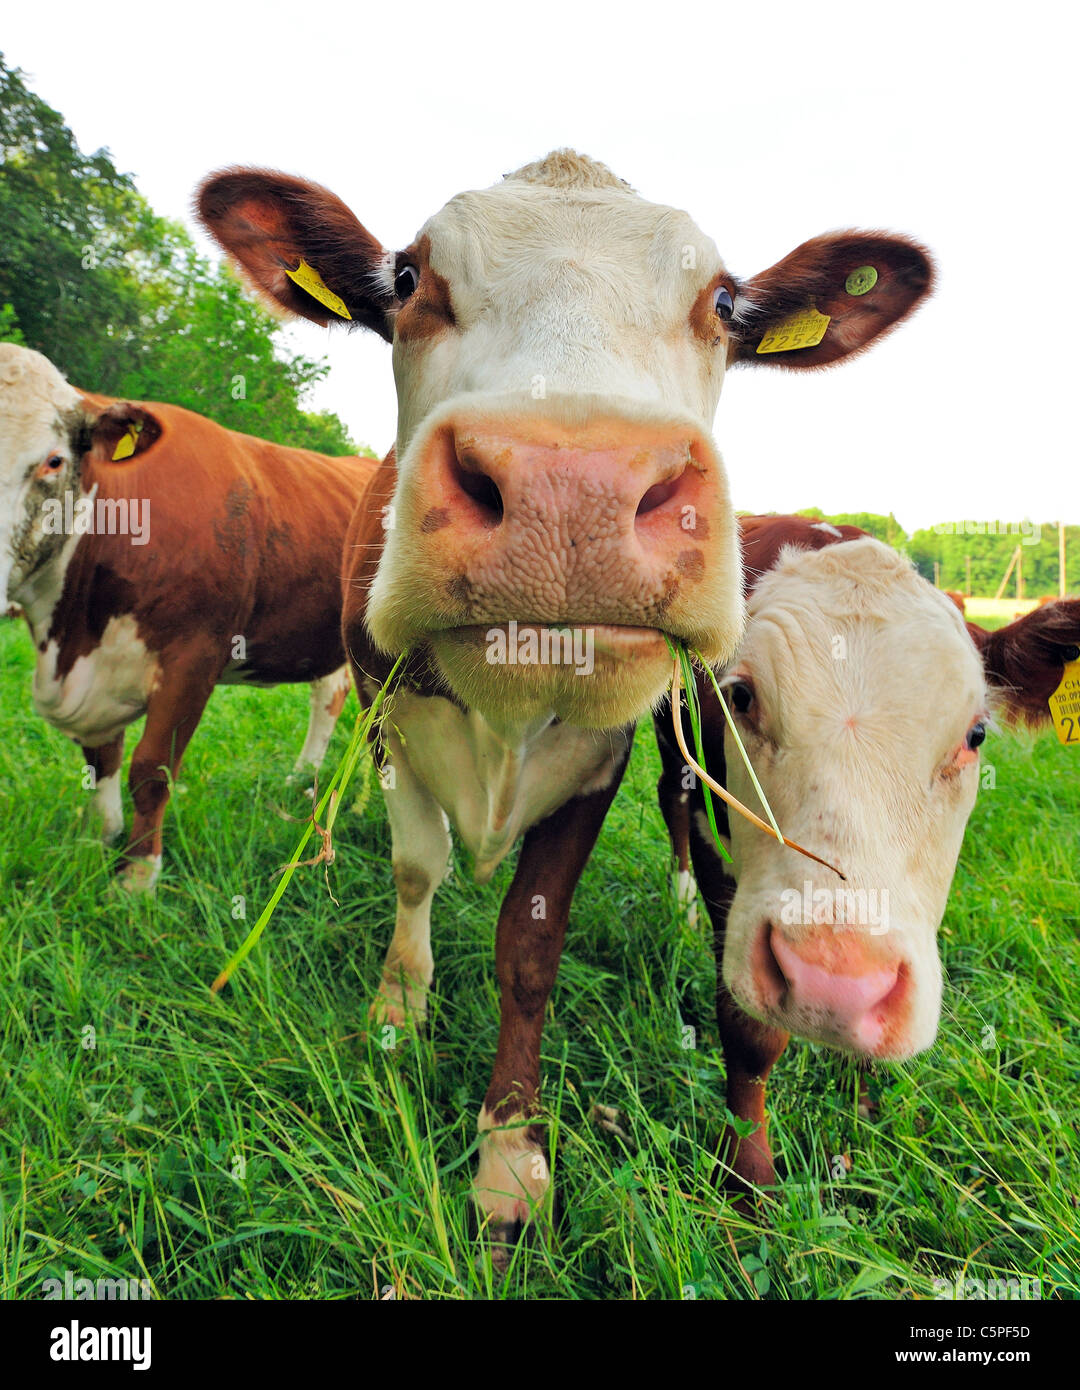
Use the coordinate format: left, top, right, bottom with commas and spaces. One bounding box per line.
794, 510, 1075, 597
0, 55, 364, 456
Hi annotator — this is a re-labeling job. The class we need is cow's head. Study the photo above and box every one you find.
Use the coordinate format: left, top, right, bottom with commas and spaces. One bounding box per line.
198, 150, 932, 728
716, 537, 1079, 1059
0, 345, 159, 605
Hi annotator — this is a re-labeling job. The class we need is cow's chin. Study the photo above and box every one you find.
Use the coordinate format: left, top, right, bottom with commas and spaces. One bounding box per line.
428, 624, 672, 730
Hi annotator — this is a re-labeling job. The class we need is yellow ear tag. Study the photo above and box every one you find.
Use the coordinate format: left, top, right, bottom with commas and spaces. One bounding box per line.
285, 259, 352, 320
756, 305, 831, 354
1048, 659, 1080, 746
112, 423, 141, 461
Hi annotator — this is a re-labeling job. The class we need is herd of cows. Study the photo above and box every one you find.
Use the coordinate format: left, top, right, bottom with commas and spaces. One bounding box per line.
2, 149, 1077, 1258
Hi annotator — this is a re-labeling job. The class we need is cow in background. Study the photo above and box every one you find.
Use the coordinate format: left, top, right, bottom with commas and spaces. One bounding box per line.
198, 148, 934, 1252
657, 515, 1080, 1192
0, 343, 372, 889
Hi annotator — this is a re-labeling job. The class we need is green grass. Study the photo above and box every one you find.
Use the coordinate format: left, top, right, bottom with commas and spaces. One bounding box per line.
0, 617, 1077, 1301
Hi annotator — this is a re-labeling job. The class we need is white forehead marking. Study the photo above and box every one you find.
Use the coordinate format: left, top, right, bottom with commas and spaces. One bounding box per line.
0, 344, 81, 448
417, 150, 724, 328
812, 522, 844, 538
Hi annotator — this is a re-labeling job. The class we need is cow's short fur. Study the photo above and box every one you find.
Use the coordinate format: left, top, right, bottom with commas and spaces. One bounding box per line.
1, 344, 374, 888
656, 515, 1080, 1192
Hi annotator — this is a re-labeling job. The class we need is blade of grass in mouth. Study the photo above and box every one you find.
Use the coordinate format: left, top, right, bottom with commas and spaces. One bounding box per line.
666, 637, 845, 881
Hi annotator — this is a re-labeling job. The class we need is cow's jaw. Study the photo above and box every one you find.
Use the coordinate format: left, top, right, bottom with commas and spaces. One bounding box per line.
714, 539, 987, 1060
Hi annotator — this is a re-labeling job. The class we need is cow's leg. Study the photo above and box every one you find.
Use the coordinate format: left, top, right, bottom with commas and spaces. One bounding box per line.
287, 665, 351, 786
687, 801, 789, 1193
369, 731, 452, 1028
654, 705, 698, 926
81, 733, 125, 844
474, 741, 632, 1257
121, 656, 218, 891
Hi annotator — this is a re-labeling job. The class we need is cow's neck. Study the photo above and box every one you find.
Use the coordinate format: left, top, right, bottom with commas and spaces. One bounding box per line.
14, 529, 83, 645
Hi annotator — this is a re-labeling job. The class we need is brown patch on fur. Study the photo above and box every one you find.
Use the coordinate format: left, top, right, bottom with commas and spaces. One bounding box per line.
688, 275, 736, 347
676, 549, 705, 582
420, 506, 450, 534
394, 236, 456, 344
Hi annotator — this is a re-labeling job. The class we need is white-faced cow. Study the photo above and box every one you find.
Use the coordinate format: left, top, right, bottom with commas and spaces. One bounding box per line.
0, 344, 372, 889
656, 514, 1080, 1192
197, 149, 934, 1250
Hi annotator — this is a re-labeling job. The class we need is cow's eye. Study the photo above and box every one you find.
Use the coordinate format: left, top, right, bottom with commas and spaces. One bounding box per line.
966, 721, 986, 750
43, 454, 64, 472
729, 680, 754, 714
713, 286, 735, 321
395, 265, 419, 300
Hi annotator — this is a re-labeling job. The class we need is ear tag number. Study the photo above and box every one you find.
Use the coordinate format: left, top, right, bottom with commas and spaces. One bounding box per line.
1049, 659, 1080, 746
112, 422, 142, 461
756, 305, 831, 354
285, 258, 353, 320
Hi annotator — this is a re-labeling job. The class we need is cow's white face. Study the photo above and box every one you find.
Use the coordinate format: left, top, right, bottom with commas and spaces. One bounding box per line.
718, 539, 989, 1060
0, 345, 84, 606
198, 151, 933, 731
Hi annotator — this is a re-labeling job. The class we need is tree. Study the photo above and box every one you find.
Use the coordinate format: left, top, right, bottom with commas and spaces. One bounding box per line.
0, 54, 360, 454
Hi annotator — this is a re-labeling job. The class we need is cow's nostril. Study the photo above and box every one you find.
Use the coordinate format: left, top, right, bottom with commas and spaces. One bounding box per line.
751, 922, 789, 1010
450, 449, 504, 525
636, 475, 682, 518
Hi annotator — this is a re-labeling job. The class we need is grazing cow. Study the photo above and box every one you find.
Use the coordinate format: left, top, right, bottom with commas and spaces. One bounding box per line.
656, 514, 1080, 1192
198, 149, 933, 1249
0, 344, 373, 889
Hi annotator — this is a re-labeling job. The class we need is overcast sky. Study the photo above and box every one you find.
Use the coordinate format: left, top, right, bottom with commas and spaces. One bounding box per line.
5, 0, 1077, 530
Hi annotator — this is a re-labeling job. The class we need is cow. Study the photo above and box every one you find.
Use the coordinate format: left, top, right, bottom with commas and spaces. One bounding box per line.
0, 343, 374, 890
655, 514, 1080, 1193
197, 148, 934, 1253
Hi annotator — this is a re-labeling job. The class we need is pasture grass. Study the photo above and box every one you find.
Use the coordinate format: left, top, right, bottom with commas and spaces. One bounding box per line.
0, 616, 1077, 1301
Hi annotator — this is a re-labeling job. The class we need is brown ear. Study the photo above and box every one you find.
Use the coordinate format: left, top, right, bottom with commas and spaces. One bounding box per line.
969, 600, 1080, 726
729, 231, 934, 370
85, 402, 162, 464
196, 168, 394, 339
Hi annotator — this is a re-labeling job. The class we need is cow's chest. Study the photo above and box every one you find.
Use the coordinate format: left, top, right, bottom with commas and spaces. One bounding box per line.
386, 691, 624, 881
33, 614, 160, 747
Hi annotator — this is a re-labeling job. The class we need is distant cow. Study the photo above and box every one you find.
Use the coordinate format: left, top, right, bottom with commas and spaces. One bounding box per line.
198, 148, 933, 1251
656, 515, 1080, 1191
0, 344, 374, 889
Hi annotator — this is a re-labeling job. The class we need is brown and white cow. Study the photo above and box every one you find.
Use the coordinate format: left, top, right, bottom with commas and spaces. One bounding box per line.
0, 344, 373, 889
656, 514, 1080, 1192
197, 149, 933, 1249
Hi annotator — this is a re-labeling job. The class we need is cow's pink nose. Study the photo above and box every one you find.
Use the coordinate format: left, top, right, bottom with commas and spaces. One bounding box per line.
417, 418, 718, 558
760, 926, 904, 1051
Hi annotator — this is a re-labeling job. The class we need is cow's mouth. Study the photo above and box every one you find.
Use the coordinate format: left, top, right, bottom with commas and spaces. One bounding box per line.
427, 622, 674, 728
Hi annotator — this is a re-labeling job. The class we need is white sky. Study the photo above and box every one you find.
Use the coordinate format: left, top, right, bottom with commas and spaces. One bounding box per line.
5, 0, 1078, 530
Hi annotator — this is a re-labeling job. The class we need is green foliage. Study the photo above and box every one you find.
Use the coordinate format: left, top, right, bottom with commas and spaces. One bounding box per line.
0, 619, 1077, 1300
0, 54, 361, 455
908, 523, 1077, 597
794, 507, 1075, 597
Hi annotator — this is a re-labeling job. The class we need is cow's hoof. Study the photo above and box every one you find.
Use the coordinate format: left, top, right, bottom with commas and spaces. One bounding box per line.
473, 1107, 549, 1255
116, 856, 162, 893
475, 1217, 524, 1275
98, 816, 125, 847
369, 979, 429, 1031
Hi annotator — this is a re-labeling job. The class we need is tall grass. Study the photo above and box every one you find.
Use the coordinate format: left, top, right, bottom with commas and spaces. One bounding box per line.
0, 619, 1076, 1300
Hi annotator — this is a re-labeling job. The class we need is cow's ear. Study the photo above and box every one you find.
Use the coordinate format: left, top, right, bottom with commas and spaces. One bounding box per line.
84, 402, 163, 464
196, 169, 394, 340
970, 600, 1080, 726
729, 231, 934, 370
